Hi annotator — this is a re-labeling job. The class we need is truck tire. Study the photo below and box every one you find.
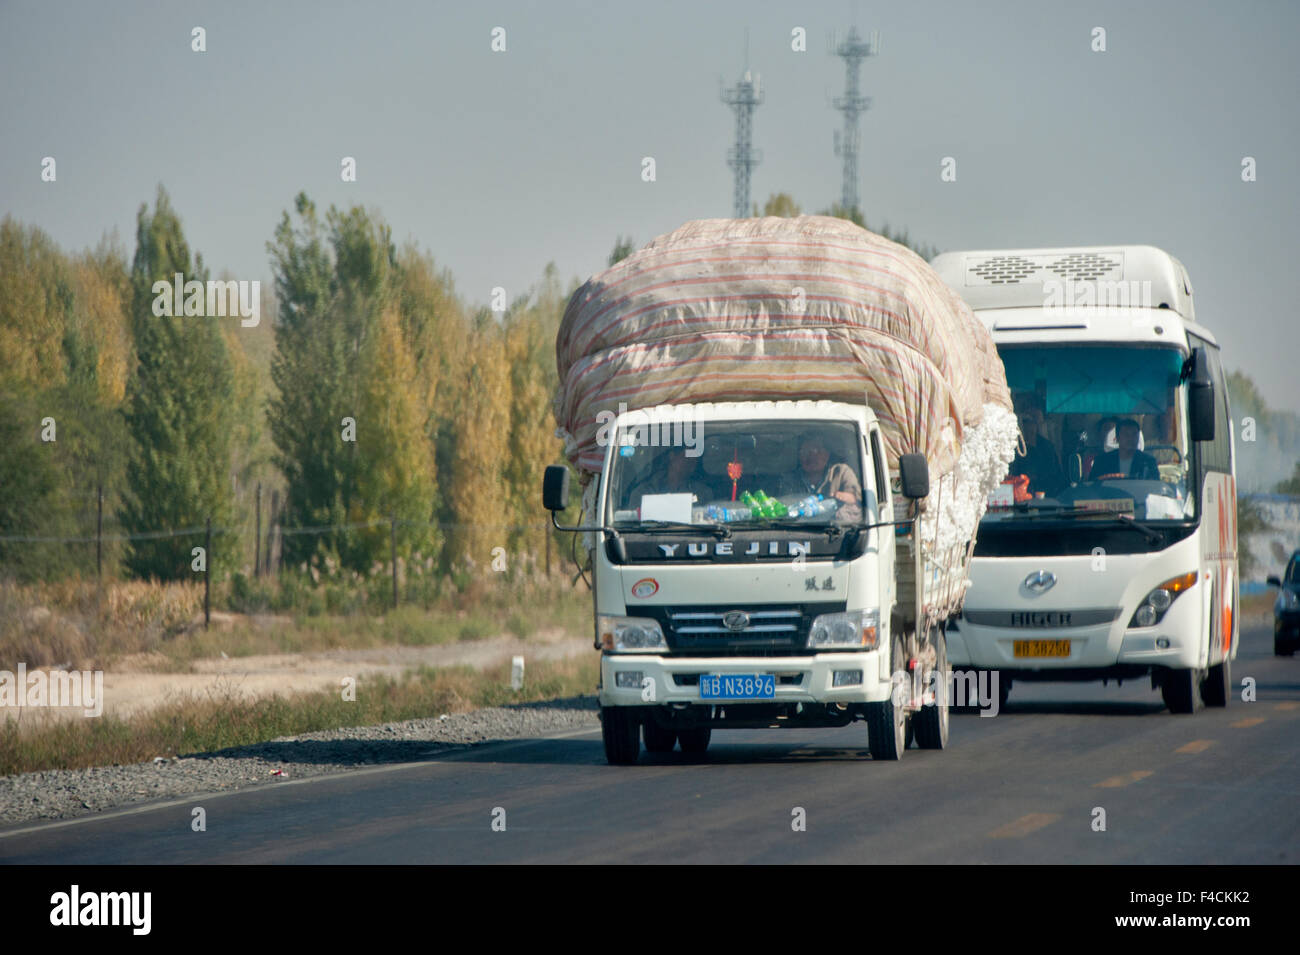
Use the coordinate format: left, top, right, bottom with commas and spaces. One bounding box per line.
867, 635, 907, 760
677, 726, 711, 755
1161, 668, 1198, 714
601, 706, 641, 764
914, 628, 950, 750
1275, 636, 1294, 657
643, 718, 678, 753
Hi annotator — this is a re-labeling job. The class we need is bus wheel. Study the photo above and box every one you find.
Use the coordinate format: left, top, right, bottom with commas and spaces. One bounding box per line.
677, 726, 711, 755
601, 706, 641, 764
914, 628, 950, 749
1161, 668, 1198, 714
642, 717, 678, 753
1200, 656, 1230, 708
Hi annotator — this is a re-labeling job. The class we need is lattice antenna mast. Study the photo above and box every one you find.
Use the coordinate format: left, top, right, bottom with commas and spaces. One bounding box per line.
721, 52, 763, 219
831, 26, 878, 215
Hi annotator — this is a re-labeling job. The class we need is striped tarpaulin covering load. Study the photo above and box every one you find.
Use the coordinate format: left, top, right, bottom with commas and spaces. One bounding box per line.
554, 216, 1012, 478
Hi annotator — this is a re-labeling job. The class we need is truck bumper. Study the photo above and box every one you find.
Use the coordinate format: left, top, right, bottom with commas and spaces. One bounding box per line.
599, 650, 891, 707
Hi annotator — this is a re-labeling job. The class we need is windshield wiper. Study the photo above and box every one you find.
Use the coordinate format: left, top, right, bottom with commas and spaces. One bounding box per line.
1114, 513, 1164, 544
629, 520, 731, 539
992, 509, 1166, 544
729, 518, 843, 539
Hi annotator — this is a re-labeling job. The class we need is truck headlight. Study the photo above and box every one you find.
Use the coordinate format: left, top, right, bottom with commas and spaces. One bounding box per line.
808, 609, 879, 650
1128, 571, 1197, 628
597, 615, 667, 652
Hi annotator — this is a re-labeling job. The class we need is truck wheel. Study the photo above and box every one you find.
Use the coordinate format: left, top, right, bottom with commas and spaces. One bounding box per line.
601, 706, 641, 764
1200, 653, 1230, 708
914, 629, 950, 750
1276, 636, 1294, 657
677, 726, 711, 755
867, 635, 907, 761
1161, 668, 1198, 714
643, 718, 678, 753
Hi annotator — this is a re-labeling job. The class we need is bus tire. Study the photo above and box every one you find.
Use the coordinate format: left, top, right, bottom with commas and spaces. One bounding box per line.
601, 706, 641, 764
1200, 656, 1230, 708
1161, 668, 1198, 714
642, 717, 677, 753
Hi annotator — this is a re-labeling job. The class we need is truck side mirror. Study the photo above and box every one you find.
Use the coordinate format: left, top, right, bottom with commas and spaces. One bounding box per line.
1188, 348, 1215, 443
543, 465, 571, 512
1267, 575, 1282, 588
898, 453, 930, 500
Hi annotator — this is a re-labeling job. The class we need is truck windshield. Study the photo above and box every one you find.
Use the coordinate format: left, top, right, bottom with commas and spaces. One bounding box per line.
605, 419, 866, 528
984, 343, 1194, 524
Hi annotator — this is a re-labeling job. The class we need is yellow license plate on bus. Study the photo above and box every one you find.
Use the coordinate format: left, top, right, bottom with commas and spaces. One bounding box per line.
1014, 639, 1071, 658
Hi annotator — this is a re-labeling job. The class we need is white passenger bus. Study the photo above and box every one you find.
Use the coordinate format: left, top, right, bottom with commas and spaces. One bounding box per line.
931, 246, 1237, 713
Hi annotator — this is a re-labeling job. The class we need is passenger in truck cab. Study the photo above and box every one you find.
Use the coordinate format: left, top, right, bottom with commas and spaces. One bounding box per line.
1088, 418, 1160, 481
1009, 403, 1066, 497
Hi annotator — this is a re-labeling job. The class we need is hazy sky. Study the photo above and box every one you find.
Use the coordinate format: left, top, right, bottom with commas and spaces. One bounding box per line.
3, 0, 1298, 409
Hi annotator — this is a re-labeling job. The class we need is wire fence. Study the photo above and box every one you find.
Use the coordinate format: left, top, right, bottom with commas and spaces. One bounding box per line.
0, 487, 572, 628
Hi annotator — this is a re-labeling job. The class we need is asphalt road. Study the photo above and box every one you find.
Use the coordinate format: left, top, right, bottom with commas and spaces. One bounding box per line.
2, 620, 1296, 864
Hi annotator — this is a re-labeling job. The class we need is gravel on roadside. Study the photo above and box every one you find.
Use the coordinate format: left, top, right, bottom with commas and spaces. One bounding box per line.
0, 695, 599, 827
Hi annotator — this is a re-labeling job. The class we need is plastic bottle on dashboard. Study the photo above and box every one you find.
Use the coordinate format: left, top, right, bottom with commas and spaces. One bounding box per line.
796, 494, 822, 517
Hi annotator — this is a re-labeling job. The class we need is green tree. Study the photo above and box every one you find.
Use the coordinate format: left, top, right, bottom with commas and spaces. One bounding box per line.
818, 201, 940, 260
754, 193, 801, 217
120, 186, 238, 580
1276, 461, 1300, 495
1238, 495, 1268, 578
608, 236, 636, 266
268, 193, 411, 571
0, 221, 132, 580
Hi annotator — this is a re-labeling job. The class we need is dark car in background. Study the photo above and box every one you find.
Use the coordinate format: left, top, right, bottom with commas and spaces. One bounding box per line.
1268, 550, 1300, 656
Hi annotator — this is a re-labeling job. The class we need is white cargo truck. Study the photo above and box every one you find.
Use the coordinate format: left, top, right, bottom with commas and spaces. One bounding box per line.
544, 216, 1017, 763
544, 400, 963, 762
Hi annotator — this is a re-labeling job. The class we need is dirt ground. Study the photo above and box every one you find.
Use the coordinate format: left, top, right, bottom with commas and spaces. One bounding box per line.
1, 627, 591, 728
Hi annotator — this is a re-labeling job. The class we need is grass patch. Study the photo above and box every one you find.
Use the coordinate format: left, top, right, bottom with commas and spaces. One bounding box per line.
0, 655, 599, 776
0, 575, 592, 669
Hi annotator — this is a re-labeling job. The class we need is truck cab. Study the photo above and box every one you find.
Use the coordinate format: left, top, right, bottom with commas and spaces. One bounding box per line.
544, 399, 952, 763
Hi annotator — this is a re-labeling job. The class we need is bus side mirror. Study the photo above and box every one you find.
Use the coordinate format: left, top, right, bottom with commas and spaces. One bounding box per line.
1188, 348, 1215, 443
899, 453, 930, 500
543, 465, 571, 512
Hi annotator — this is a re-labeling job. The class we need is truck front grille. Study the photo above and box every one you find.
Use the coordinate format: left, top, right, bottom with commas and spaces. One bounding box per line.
639, 602, 846, 656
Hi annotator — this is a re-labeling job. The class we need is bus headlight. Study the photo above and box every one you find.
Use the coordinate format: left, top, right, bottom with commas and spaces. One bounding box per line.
809, 609, 879, 649
597, 615, 667, 652
1128, 571, 1197, 628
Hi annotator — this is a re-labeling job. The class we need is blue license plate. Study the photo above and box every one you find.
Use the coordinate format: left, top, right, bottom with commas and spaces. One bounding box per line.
699, 674, 776, 700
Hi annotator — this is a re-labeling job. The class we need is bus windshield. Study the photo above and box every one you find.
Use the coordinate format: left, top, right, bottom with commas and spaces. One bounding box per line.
985, 343, 1194, 524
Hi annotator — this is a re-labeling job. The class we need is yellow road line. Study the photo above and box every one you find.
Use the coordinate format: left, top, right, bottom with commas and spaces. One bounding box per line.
1175, 740, 1214, 754
1094, 770, 1154, 788
1231, 717, 1267, 728
989, 813, 1060, 839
